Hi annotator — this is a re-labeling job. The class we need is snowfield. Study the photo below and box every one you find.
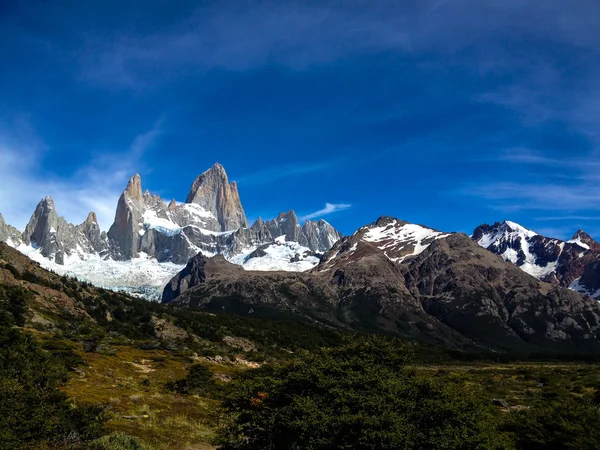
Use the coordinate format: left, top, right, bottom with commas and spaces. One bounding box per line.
10, 233, 323, 300
14, 244, 184, 301
362, 220, 449, 262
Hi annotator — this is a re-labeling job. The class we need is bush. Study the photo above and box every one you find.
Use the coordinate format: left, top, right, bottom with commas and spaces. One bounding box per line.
165, 363, 217, 396
89, 433, 155, 450
502, 396, 600, 450
215, 336, 506, 449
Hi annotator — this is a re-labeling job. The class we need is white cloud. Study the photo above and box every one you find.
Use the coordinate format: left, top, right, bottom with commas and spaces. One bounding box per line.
0, 118, 163, 231
300, 203, 352, 221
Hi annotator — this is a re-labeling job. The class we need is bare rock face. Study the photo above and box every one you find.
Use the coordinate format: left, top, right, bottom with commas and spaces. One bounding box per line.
301, 219, 343, 253
404, 234, 600, 351
108, 174, 147, 259
264, 211, 301, 242
0, 213, 22, 245
186, 163, 248, 231
581, 261, 600, 294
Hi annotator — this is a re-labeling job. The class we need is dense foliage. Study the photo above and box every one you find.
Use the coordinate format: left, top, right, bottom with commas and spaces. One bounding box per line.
502, 396, 600, 450
216, 337, 507, 450
0, 286, 107, 449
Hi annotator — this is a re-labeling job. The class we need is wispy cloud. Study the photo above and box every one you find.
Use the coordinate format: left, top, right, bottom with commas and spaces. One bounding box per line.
462, 146, 600, 216
490, 148, 564, 166
535, 215, 599, 221
300, 203, 352, 221
65, 0, 600, 92
0, 117, 164, 230
463, 182, 600, 212
235, 161, 337, 186
75, 2, 411, 89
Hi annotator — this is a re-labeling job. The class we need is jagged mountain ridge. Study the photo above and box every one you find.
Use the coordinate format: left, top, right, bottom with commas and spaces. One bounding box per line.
473, 221, 600, 299
163, 216, 600, 353
0, 212, 23, 245
0, 163, 343, 297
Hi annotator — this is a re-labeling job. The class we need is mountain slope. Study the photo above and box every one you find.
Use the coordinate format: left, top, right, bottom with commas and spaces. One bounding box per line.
164, 217, 600, 352
473, 221, 600, 298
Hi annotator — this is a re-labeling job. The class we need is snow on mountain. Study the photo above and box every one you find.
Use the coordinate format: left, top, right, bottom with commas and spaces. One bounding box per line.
142, 209, 182, 236
318, 216, 451, 271
14, 242, 184, 300
230, 235, 321, 272
567, 238, 591, 251
473, 221, 600, 299
0, 163, 343, 298
359, 217, 450, 263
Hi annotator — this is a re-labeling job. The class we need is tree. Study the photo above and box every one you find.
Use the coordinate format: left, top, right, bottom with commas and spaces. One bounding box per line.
215, 336, 506, 450
165, 363, 217, 396
0, 290, 106, 449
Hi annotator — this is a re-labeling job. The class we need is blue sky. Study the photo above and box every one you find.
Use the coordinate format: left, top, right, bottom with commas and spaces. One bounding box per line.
0, 0, 599, 239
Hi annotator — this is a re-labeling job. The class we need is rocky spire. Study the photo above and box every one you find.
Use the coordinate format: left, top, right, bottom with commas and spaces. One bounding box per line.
23, 197, 59, 248
0, 212, 22, 245
125, 174, 143, 201
264, 211, 301, 242
168, 199, 177, 211
185, 163, 248, 231
108, 174, 146, 259
83, 211, 98, 227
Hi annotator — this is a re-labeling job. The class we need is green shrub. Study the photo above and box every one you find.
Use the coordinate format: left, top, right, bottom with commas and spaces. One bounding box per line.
502, 396, 600, 450
89, 433, 155, 450
215, 336, 506, 450
165, 363, 217, 396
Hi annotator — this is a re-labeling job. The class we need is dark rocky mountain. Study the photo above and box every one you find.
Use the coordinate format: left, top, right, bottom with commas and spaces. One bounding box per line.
473, 221, 600, 299
163, 217, 600, 353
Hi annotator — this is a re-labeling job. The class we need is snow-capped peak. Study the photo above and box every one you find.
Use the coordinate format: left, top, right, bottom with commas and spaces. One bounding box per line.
475, 220, 537, 249
503, 220, 537, 237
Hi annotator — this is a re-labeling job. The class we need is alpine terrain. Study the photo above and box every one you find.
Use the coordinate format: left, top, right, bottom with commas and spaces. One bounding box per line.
163, 217, 600, 353
473, 221, 600, 299
0, 163, 342, 298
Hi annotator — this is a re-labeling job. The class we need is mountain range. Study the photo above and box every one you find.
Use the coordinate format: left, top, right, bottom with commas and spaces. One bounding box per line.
473, 221, 600, 299
1, 162, 600, 352
163, 217, 600, 352
0, 163, 341, 298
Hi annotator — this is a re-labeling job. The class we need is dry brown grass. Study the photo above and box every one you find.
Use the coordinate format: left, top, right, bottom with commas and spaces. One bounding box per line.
64, 345, 236, 449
